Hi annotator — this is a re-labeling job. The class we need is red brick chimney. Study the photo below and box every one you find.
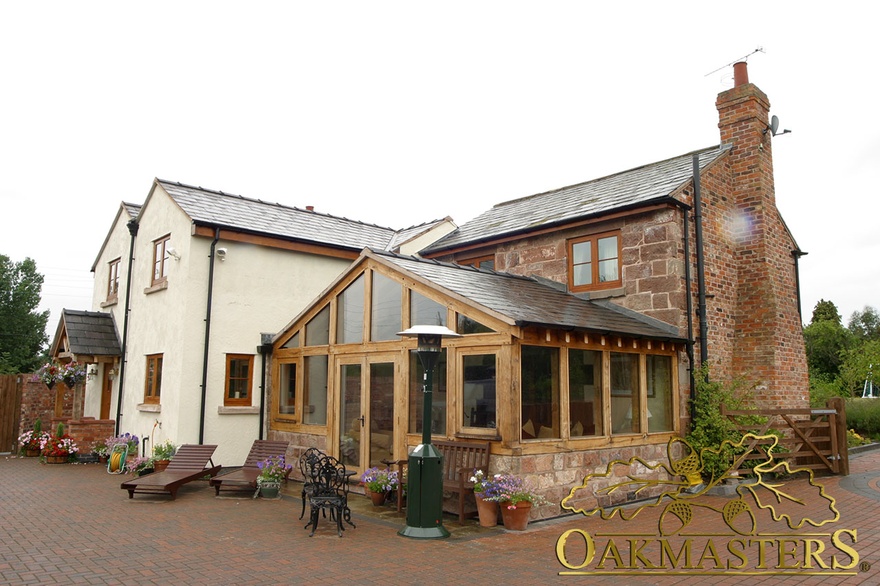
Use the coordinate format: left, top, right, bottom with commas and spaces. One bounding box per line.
714, 61, 808, 408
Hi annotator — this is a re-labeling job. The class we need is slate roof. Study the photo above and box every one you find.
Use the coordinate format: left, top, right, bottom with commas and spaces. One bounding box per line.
425, 145, 730, 253
157, 180, 400, 252
369, 250, 683, 340
58, 310, 121, 357
123, 202, 142, 218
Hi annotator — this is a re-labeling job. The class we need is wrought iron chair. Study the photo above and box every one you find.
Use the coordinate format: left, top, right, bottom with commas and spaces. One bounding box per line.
298, 448, 326, 519
304, 455, 355, 537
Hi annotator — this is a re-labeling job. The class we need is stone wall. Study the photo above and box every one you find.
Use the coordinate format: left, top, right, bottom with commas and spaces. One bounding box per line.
66, 418, 116, 454
18, 377, 72, 440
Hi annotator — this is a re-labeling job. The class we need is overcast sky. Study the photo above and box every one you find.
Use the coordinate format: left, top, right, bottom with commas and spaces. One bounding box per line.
2, 2, 877, 342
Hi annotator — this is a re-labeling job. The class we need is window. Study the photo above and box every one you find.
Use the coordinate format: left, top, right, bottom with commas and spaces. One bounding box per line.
152, 235, 171, 286
282, 332, 300, 349
411, 291, 446, 327
280, 362, 297, 414
568, 349, 603, 437
408, 349, 447, 435
456, 313, 494, 334
460, 255, 495, 271
521, 346, 560, 440
371, 272, 402, 341
303, 355, 328, 424
647, 355, 673, 432
569, 232, 621, 291
337, 275, 365, 344
462, 353, 496, 430
144, 354, 163, 404
610, 353, 640, 434
305, 306, 330, 346
225, 354, 253, 406
107, 258, 120, 301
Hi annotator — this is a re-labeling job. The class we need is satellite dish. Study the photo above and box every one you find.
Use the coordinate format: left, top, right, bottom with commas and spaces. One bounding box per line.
769, 115, 780, 136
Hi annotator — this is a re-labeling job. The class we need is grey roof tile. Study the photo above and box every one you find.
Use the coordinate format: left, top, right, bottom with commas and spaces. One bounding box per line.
425, 145, 729, 252
372, 251, 683, 340
61, 310, 121, 356
157, 180, 399, 251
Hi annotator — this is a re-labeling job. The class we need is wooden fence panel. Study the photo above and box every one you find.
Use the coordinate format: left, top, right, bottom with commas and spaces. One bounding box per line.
0, 374, 24, 454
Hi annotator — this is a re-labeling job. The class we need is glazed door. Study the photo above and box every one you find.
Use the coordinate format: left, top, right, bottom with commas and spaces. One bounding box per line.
100, 367, 112, 420
337, 355, 397, 475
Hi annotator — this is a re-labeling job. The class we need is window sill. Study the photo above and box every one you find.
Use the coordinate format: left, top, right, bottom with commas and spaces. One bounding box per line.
100, 298, 118, 308
573, 286, 625, 300
144, 281, 168, 295
454, 431, 501, 441
218, 406, 259, 415
137, 403, 161, 412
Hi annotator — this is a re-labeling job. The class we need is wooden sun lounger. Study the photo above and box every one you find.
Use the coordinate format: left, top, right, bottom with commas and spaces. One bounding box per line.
209, 440, 291, 496
121, 444, 221, 500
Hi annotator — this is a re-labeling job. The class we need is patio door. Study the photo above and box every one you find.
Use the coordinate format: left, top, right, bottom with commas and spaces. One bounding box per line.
337, 354, 397, 475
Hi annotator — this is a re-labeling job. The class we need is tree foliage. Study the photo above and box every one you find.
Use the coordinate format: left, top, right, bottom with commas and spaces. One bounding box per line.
0, 255, 49, 373
848, 306, 880, 343
803, 319, 852, 378
811, 299, 842, 325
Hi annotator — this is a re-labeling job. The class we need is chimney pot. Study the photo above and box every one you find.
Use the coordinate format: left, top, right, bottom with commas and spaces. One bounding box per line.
306, 205, 314, 212
733, 61, 749, 87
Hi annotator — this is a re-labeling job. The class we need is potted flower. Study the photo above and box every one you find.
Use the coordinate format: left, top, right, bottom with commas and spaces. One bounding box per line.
92, 440, 110, 463
40, 424, 79, 464
470, 469, 501, 527
126, 456, 154, 476
481, 473, 552, 530
360, 467, 399, 506
18, 419, 47, 457
59, 361, 87, 389
256, 455, 292, 498
151, 440, 176, 472
33, 363, 61, 389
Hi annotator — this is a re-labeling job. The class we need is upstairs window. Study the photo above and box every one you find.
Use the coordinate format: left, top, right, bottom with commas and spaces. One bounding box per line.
569, 232, 621, 292
107, 258, 120, 301
152, 235, 171, 286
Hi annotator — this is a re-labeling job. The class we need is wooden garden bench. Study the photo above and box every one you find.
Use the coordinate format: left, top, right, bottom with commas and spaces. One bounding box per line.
120, 444, 221, 500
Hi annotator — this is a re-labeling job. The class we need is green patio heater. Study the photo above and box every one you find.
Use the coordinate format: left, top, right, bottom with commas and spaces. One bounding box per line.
397, 324, 461, 539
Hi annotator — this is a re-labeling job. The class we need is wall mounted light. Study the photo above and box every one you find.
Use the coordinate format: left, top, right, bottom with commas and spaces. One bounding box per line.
166, 246, 181, 261
216, 247, 228, 261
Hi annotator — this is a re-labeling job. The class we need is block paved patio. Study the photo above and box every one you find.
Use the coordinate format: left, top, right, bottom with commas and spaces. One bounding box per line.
2, 447, 879, 585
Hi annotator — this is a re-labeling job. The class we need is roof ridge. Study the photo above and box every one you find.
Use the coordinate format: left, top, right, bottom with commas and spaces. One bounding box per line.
156, 178, 399, 232
493, 144, 724, 209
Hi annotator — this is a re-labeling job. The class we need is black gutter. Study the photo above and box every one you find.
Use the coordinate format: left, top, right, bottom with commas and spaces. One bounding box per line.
692, 154, 709, 371
114, 219, 139, 437
198, 229, 221, 444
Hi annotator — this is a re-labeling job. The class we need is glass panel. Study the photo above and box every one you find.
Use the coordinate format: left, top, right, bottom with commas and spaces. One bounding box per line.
598, 259, 618, 282
521, 346, 560, 440
228, 358, 250, 399
568, 349, 602, 437
280, 363, 296, 414
410, 290, 446, 327
611, 353, 640, 434
573, 264, 592, 286
371, 272, 402, 341
408, 349, 447, 435
462, 354, 496, 429
457, 313, 493, 334
478, 259, 495, 271
337, 274, 365, 344
647, 355, 674, 432
598, 236, 618, 260
572, 240, 592, 264
282, 331, 300, 349
369, 362, 395, 467
305, 306, 330, 346
303, 355, 328, 424
339, 364, 362, 468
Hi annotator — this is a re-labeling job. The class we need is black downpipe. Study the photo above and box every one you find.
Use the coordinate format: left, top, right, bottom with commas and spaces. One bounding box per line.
114, 219, 139, 437
680, 203, 697, 429
792, 250, 807, 322
198, 229, 221, 444
257, 341, 272, 440
692, 155, 709, 371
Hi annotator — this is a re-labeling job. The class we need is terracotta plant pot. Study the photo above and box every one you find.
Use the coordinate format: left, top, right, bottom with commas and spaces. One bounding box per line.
369, 489, 388, 506
500, 501, 532, 531
475, 492, 499, 527
153, 459, 170, 472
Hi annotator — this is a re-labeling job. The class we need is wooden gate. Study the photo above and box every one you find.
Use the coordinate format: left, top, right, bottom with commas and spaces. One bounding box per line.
0, 374, 24, 454
721, 397, 849, 476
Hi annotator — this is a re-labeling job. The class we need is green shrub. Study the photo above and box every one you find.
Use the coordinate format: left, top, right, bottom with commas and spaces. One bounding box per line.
845, 398, 880, 440
809, 373, 846, 408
